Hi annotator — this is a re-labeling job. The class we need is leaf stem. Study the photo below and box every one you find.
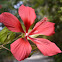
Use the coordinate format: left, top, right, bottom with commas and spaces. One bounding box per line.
0, 45, 10, 51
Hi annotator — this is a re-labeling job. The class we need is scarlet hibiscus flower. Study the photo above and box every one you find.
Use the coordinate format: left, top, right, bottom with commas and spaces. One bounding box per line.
0, 5, 61, 61
0, 5, 2, 9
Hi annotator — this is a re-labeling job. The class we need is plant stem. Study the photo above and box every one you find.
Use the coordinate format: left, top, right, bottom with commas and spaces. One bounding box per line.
0, 45, 10, 51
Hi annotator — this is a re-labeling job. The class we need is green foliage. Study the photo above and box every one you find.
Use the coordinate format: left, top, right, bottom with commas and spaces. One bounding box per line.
0, 27, 9, 44
0, 27, 15, 44
54, 53, 62, 62
7, 32, 15, 42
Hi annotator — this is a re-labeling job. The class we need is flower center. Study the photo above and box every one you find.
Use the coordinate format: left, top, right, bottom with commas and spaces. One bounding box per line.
25, 33, 29, 37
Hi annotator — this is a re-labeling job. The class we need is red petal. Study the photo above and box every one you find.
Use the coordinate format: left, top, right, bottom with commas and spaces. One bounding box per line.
29, 37, 61, 56
0, 12, 24, 33
10, 38, 32, 61
29, 17, 55, 36
18, 5, 36, 32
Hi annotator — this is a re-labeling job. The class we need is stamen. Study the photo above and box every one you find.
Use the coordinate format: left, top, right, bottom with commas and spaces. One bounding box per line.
25, 33, 29, 37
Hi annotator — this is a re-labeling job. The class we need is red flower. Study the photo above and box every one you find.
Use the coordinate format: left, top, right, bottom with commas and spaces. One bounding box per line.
0, 5, 61, 61
0, 5, 2, 9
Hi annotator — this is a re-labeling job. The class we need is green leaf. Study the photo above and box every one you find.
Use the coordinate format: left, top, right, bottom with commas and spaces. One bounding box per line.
0, 27, 9, 44
0, 27, 16, 44
7, 32, 15, 42
0, 33, 8, 44
0, 27, 8, 36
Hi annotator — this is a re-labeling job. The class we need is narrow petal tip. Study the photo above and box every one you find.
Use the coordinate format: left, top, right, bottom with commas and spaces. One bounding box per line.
29, 37, 61, 56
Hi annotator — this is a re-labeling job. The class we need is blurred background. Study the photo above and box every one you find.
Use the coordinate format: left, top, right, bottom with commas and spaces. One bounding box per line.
0, 0, 62, 62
